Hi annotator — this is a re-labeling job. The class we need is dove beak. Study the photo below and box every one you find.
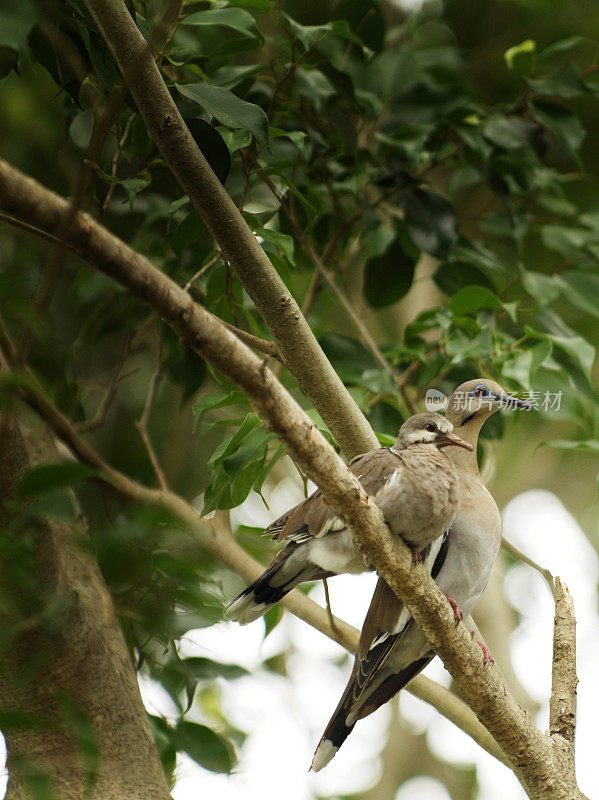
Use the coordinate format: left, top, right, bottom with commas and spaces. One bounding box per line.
439, 432, 474, 451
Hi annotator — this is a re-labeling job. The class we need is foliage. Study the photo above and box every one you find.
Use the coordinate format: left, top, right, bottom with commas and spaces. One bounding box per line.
1, 0, 599, 792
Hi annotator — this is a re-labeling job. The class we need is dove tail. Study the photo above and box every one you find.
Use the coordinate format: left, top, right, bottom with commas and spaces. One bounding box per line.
223, 561, 294, 624
224, 545, 331, 624
310, 700, 355, 772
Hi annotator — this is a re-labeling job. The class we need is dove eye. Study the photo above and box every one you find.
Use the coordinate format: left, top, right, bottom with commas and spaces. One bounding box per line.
474, 385, 488, 398
424, 423, 437, 433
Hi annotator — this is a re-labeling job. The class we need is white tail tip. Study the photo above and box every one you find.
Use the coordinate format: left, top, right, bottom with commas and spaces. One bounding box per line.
310, 740, 338, 772
223, 596, 269, 625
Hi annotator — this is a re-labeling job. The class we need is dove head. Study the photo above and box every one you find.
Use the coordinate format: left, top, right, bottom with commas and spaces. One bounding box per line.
446, 379, 530, 427
393, 412, 473, 453
443, 378, 530, 469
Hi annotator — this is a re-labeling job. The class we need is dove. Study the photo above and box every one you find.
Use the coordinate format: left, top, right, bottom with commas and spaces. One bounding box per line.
311, 379, 530, 771
224, 413, 472, 625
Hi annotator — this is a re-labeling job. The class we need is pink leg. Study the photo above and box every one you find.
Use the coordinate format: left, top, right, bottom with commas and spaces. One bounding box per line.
446, 596, 462, 623
410, 545, 423, 565
470, 631, 494, 665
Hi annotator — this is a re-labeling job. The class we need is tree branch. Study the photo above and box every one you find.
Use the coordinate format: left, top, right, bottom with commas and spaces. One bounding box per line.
80, 0, 378, 459
549, 579, 577, 761
502, 537, 556, 599
0, 159, 584, 798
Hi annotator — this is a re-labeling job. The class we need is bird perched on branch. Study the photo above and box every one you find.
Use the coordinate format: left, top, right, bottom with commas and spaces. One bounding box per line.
224, 412, 472, 625
311, 379, 531, 771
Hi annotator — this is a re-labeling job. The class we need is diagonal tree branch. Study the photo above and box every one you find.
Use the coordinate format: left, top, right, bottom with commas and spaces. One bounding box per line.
0, 158, 585, 799
80, 0, 378, 459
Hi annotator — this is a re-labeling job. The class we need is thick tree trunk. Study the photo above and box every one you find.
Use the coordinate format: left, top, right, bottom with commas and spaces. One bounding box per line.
0, 401, 170, 800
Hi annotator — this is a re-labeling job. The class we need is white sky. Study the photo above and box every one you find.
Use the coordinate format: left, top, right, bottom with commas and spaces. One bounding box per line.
0, 488, 597, 800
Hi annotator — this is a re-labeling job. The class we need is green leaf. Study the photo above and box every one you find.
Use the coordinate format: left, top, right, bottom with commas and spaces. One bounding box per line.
193, 390, 248, 430
547, 334, 595, 380
256, 228, 295, 265
172, 721, 235, 773
538, 36, 588, 64
363, 238, 416, 308
448, 285, 503, 316
210, 63, 266, 90
92, 164, 151, 211
282, 15, 367, 51
158, 654, 249, 711
203, 413, 275, 513
557, 271, 599, 319
120, 176, 152, 211
540, 225, 597, 256
402, 189, 458, 258
218, 127, 252, 153
176, 83, 271, 154
435, 261, 492, 296
482, 116, 537, 150
181, 8, 263, 43
504, 39, 536, 75
149, 717, 177, 785
525, 62, 587, 98
269, 127, 308, 157
531, 100, 585, 158
17, 463, 96, 500
522, 270, 561, 305
177, 657, 249, 681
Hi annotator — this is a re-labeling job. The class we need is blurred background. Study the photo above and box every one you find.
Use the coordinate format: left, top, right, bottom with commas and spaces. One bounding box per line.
1, 0, 599, 797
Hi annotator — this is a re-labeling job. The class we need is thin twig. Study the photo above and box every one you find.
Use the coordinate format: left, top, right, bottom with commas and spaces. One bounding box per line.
339, 8, 375, 70
0, 212, 81, 255
77, 314, 156, 432
501, 537, 556, 600
99, 111, 136, 217
77, 371, 128, 432
183, 252, 222, 292
301, 270, 321, 318
135, 327, 168, 490
220, 319, 280, 361
322, 578, 340, 636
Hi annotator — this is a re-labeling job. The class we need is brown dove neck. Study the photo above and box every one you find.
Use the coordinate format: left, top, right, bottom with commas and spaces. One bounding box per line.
444, 413, 488, 474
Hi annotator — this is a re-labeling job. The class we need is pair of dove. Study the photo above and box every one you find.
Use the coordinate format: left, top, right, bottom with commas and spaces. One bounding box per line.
224, 379, 529, 770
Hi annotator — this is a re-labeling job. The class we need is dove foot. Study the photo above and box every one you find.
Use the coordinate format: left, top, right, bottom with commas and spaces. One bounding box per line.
470, 631, 494, 665
446, 596, 462, 624
410, 546, 423, 565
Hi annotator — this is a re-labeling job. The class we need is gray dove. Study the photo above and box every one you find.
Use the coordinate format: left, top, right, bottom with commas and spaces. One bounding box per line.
311, 378, 530, 771
224, 413, 472, 625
